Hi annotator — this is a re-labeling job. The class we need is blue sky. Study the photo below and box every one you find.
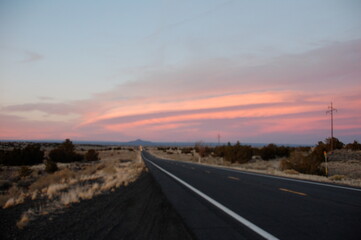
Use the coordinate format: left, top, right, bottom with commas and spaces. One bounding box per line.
1, 0, 360, 144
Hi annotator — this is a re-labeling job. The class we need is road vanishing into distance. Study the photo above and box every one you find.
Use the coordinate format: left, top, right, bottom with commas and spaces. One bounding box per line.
142, 151, 361, 240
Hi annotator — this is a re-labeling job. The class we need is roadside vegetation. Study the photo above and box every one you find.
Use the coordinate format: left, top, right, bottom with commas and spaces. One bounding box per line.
152, 138, 361, 186
0, 140, 144, 229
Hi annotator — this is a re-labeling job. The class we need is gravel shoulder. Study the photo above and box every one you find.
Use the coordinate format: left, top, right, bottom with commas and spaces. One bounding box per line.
0, 171, 195, 240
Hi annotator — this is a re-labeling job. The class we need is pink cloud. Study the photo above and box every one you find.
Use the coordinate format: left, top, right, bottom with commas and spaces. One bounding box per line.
0, 114, 76, 140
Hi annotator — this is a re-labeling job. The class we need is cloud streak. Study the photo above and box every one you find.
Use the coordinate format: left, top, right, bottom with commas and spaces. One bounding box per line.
3, 103, 78, 115
20, 50, 44, 63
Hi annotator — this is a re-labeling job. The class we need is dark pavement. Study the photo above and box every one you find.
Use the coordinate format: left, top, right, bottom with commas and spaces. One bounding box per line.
142, 151, 361, 240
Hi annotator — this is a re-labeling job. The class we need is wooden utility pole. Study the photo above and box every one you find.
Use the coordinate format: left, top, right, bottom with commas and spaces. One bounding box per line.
326, 102, 337, 152
217, 133, 220, 146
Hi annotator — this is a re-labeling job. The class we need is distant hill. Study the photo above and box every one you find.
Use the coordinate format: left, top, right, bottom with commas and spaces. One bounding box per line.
124, 139, 154, 146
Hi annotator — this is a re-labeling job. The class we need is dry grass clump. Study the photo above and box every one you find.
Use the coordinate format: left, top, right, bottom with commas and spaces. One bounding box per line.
80, 163, 105, 176
329, 175, 346, 181
16, 210, 34, 229
283, 169, 299, 175
1, 185, 26, 208
29, 168, 76, 192
47, 183, 69, 199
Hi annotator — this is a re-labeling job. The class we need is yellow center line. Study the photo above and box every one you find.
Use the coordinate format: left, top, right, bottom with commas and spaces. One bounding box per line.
279, 188, 307, 196
228, 176, 240, 181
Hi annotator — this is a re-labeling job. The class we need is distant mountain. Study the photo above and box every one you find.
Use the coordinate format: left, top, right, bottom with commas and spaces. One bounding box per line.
124, 139, 154, 146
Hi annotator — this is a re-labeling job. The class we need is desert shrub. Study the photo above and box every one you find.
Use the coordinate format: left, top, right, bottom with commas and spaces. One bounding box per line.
214, 142, 252, 163
213, 142, 294, 162
260, 144, 290, 160
85, 149, 99, 161
260, 144, 277, 160
0, 148, 22, 165
0, 150, 4, 163
181, 147, 193, 154
48, 149, 66, 162
195, 141, 206, 157
227, 142, 252, 163
22, 144, 44, 165
214, 145, 227, 158
18, 166, 32, 178
280, 151, 325, 175
324, 137, 344, 151
45, 160, 58, 173
277, 146, 291, 158
0, 180, 12, 191
0, 144, 44, 166
195, 142, 214, 158
49, 139, 83, 163
312, 142, 327, 162
280, 140, 339, 176
60, 139, 75, 152
345, 140, 361, 151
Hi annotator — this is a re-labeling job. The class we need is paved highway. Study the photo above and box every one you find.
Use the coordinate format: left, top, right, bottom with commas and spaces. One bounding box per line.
142, 151, 361, 240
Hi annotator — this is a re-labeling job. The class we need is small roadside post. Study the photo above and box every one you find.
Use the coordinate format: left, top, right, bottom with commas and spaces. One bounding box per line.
138, 145, 143, 163
324, 151, 328, 177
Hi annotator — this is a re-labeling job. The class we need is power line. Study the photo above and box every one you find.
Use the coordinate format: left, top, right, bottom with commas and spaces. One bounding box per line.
326, 102, 337, 152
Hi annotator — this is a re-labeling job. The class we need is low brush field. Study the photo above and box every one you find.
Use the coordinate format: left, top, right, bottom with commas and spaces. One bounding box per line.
0, 145, 194, 240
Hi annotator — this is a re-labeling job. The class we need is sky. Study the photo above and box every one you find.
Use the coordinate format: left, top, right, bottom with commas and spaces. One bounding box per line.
0, 0, 360, 145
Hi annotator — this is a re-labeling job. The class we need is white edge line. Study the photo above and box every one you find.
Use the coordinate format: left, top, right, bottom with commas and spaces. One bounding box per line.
142, 153, 279, 240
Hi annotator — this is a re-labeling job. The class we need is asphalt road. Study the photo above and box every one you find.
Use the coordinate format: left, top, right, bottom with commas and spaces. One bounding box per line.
142, 151, 361, 240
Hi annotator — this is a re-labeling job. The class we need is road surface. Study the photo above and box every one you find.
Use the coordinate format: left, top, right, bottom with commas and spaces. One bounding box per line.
142, 151, 361, 240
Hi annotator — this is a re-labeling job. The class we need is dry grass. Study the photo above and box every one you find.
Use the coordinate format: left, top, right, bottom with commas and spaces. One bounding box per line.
0, 148, 144, 229
328, 175, 346, 181
16, 210, 33, 229
327, 160, 361, 179
29, 168, 76, 192
283, 169, 300, 175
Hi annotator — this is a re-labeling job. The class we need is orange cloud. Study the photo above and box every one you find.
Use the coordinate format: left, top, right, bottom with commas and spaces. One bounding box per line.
103, 101, 323, 132
81, 90, 298, 126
